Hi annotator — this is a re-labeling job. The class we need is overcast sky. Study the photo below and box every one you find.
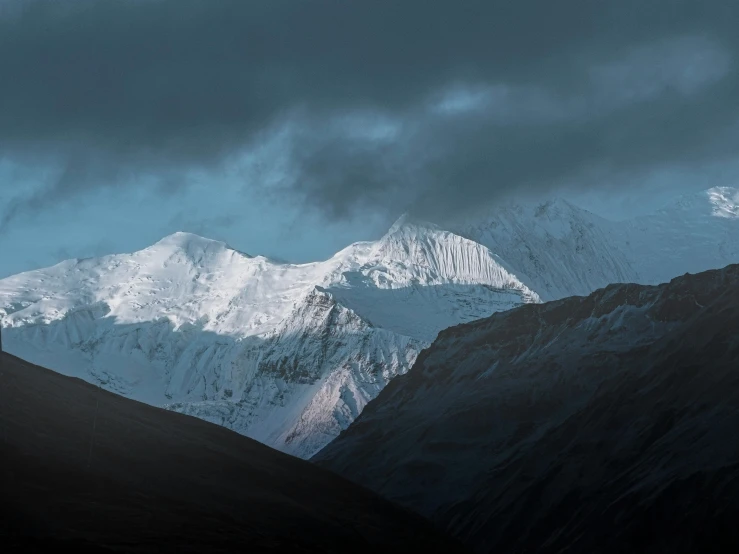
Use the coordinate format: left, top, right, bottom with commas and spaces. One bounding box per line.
1, 0, 738, 277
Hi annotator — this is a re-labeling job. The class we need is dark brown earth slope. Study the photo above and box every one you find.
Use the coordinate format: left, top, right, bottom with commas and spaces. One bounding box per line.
0, 351, 466, 554
315, 264, 739, 553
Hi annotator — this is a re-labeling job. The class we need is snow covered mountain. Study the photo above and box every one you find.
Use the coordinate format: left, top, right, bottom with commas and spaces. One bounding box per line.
458, 197, 636, 300
619, 186, 739, 284
314, 264, 739, 553
0, 217, 536, 458
1, 186, 738, 458
459, 186, 739, 300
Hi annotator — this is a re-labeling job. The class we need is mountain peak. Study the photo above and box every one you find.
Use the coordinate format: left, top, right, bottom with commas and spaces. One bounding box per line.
386, 213, 439, 236
533, 196, 578, 214
155, 231, 222, 247
387, 213, 412, 234
152, 232, 251, 258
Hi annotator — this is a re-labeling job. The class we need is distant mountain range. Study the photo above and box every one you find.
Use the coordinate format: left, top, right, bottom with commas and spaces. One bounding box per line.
457, 186, 739, 300
1, 186, 738, 457
315, 263, 739, 553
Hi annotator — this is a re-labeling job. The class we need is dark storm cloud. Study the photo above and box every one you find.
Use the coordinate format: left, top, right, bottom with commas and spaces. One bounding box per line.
1, 0, 738, 224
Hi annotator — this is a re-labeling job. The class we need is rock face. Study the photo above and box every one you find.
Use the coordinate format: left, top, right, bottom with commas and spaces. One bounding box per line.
1, 186, 738, 458
0, 351, 467, 553
314, 264, 739, 553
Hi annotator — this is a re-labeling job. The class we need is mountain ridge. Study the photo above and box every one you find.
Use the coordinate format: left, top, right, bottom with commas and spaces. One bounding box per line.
1, 186, 738, 457
1, 216, 532, 457
314, 263, 739, 553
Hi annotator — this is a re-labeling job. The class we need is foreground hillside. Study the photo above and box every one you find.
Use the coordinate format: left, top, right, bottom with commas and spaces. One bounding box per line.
0, 352, 465, 553
315, 264, 739, 553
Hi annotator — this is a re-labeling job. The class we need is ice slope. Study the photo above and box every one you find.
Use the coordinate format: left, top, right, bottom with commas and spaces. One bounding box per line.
0, 219, 537, 458
325, 215, 539, 341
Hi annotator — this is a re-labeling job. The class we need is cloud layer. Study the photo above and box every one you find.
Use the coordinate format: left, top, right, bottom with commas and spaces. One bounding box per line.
1, 0, 738, 225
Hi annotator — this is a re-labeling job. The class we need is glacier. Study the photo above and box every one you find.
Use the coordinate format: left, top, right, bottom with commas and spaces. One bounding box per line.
1, 186, 738, 458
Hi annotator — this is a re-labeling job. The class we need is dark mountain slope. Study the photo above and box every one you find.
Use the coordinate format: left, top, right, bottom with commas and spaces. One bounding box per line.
314, 264, 739, 553
0, 351, 466, 553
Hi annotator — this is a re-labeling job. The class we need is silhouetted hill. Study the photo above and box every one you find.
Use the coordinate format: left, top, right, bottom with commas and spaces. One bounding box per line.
0, 351, 465, 553
316, 265, 739, 553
